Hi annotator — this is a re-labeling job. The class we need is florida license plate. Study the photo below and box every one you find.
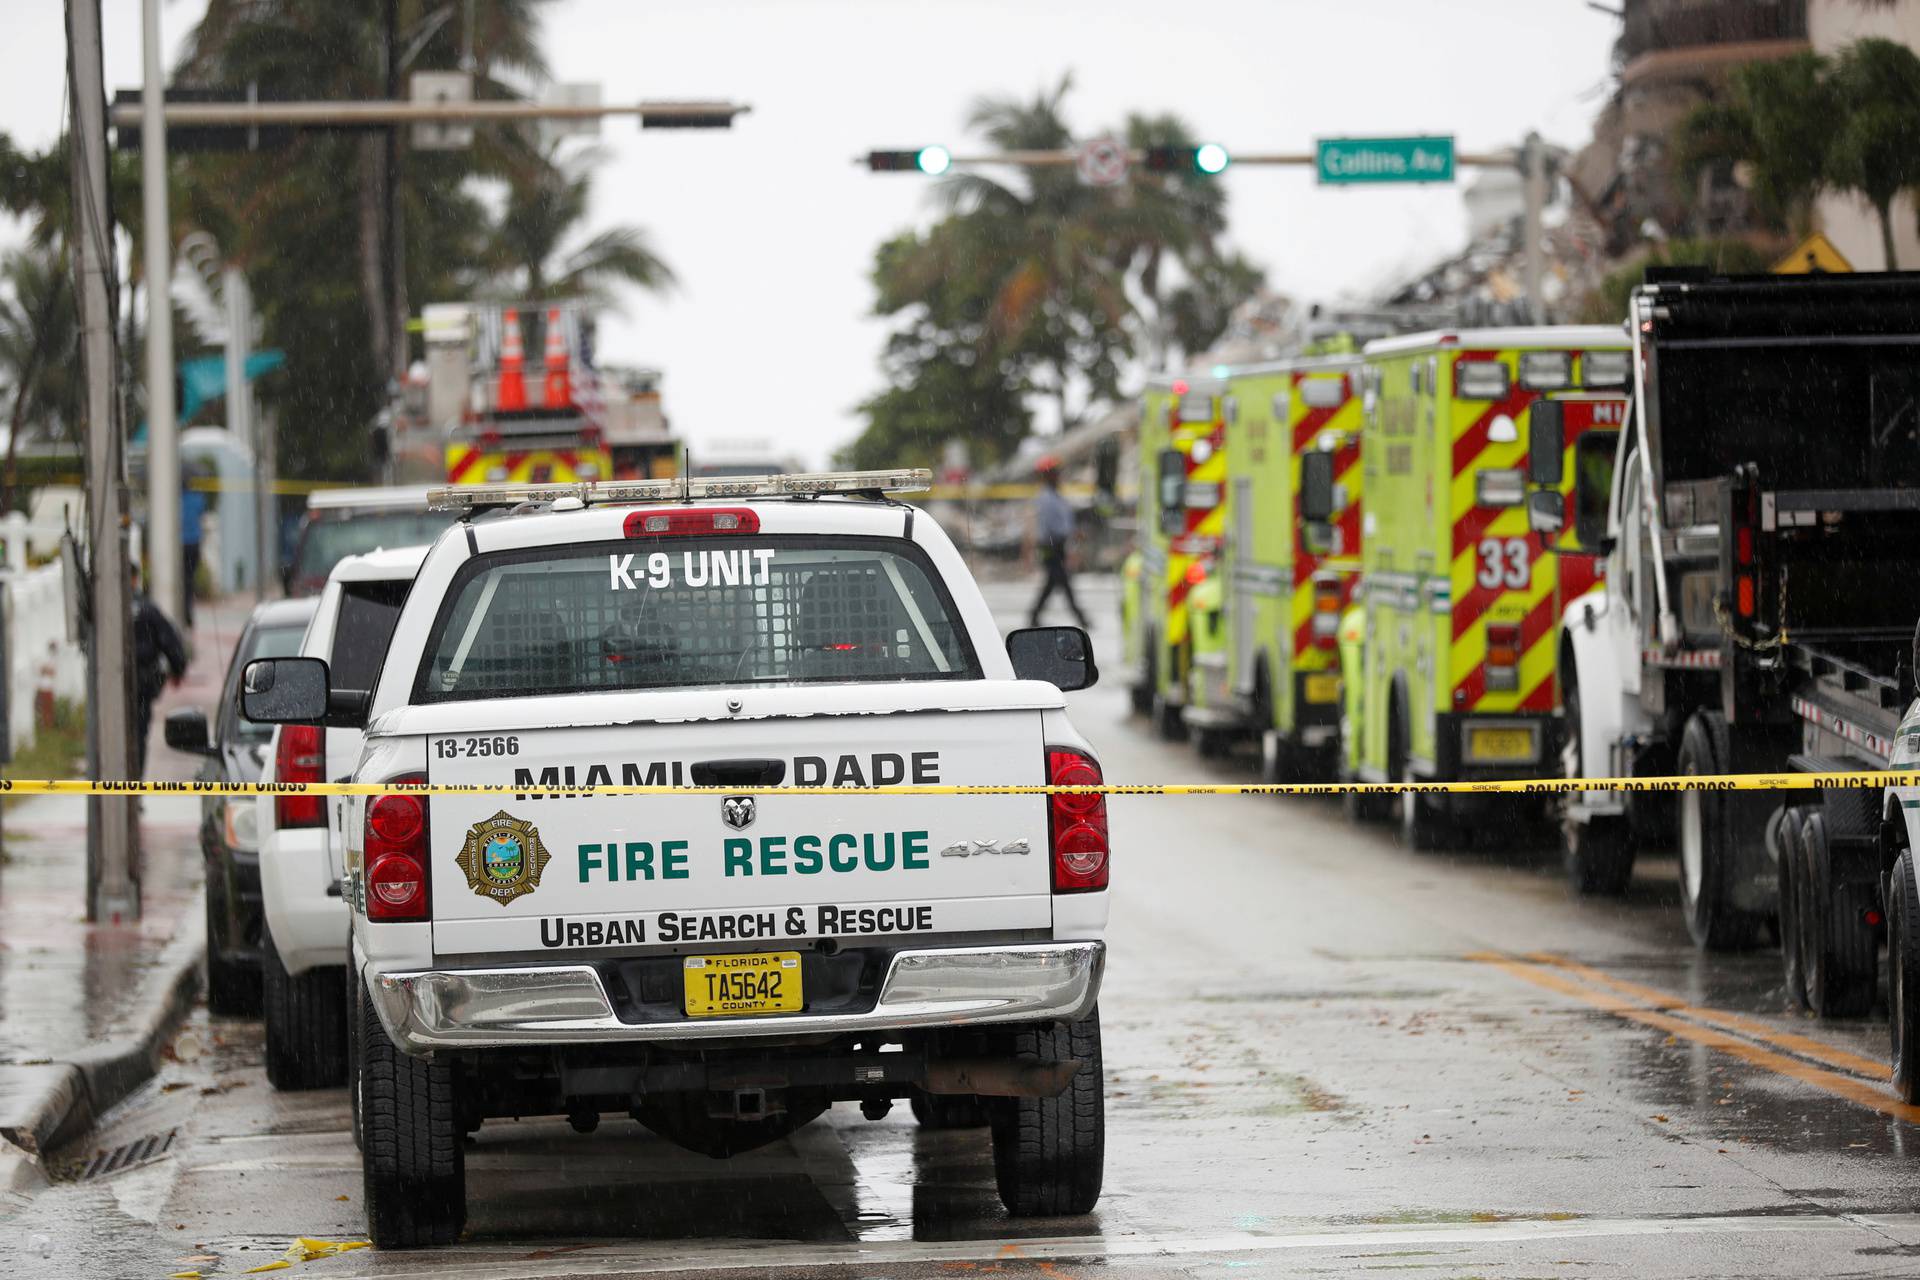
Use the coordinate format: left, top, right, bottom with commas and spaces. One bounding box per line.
683, 952, 804, 1018
1303, 672, 1341, 704
1467, 726, 1536, 763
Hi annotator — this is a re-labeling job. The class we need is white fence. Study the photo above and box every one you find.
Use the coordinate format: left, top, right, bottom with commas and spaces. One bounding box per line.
2, 561, 86, 759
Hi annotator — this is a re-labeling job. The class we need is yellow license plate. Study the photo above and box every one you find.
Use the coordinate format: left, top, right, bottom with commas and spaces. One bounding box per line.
1467, 727, 1536, 763
683, 952, 804, 1018
1303, 672, 1341, 704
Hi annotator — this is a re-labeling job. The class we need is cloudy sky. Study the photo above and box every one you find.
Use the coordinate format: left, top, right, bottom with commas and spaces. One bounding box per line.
8, 0, 1619, 467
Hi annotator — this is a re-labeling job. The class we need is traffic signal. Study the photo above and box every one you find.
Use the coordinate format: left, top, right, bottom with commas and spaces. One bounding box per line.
1143, 143, 1230, 175
867, 145, 952, 175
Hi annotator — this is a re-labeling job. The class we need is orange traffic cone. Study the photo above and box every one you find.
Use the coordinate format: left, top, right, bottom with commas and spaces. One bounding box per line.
542, 307, 572, 408
497, 308, 528, 411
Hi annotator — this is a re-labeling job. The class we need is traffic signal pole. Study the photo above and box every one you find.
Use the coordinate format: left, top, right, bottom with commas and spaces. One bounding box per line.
67, 0, 141, 923
141, 0, 183, 635
863, 143, 1552, 320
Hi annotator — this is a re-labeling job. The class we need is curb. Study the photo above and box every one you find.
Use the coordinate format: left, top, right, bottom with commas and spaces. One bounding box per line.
0, 913, 205, 1158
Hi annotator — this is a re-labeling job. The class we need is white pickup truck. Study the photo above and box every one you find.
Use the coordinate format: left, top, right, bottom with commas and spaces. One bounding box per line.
241, 470, 1111, 1249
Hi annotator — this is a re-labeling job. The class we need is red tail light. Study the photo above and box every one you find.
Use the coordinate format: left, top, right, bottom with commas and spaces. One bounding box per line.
1486, 622, 1521, 692
365, 776, 430, 922
1312, 577, 1342, 648
274, 724, 325, 828
623, 507, 760, 537
1047, 748, 1109, 893
1736, 575, 1755, 617
1185, 561, 1208, 587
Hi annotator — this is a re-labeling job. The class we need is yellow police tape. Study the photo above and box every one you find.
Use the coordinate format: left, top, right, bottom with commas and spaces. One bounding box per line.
0, 770, 1909, 798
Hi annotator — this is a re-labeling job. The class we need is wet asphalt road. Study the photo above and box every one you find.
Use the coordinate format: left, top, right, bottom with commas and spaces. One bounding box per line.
10, 576, 1920, 1278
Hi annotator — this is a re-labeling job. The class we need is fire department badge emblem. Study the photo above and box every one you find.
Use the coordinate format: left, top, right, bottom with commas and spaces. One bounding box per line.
456, 811, 552, 907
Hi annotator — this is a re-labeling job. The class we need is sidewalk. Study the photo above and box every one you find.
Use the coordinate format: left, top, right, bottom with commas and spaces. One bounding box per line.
0, 596, 255, 1155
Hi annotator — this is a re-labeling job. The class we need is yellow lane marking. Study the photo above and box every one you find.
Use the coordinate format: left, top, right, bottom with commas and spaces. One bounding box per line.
1468, 951, 1920, 1126
1526, 952, 1892, 1082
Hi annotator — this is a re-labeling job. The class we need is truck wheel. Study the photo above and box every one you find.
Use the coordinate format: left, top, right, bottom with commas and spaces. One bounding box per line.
360, 991, 465, 1248
1390, 707, 1450, 851
1889, 851, 1920, 1103
347, 959, 364, 1151
1800, 808, 1877, 1018
1774, 807, 1810, 1011
1152, 693, 1188, 743
263, 930, 347, 1091
1675, 711, 1763, 951
1563, 818, 1634, 897
204, 876, 259, 1017
990, 1008, 1104, 1218
1130, 635, 1155, 716
1194, 727, 1233, 759
911, 1094, 989, 1130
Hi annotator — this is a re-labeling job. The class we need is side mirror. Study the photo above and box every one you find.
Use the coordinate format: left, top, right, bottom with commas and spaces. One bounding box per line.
163, 707, 213, 754
1007, 626, 1098, 692
1528, 400, 1566, 485
1527, 490, 1565, 536
1300, 451, 1336, 523
241, 656, 331, 724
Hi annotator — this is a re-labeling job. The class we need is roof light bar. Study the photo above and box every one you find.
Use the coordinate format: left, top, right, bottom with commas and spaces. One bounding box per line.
425, 468, 932, 512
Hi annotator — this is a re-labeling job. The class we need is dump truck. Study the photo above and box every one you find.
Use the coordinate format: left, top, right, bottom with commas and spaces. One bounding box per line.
1329, 326, 1630, 847
1546, 271, 1920, 1072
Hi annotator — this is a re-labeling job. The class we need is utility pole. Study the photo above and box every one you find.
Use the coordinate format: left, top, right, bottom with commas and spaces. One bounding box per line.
141, 0, 182, 629
385, 0, 408, 387
1522, 131, 1548, 323
68, 0, 141, 923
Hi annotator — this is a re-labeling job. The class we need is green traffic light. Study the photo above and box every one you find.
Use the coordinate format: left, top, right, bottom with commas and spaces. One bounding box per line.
917, 145, 952, 176
1195, 143, 1230, 175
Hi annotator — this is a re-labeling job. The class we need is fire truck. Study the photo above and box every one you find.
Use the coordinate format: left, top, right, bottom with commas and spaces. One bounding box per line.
1122, 375, 1228, 740
1326, 326, 1630, 847
395, 301, 679, 487
1183, 356, 1363, 777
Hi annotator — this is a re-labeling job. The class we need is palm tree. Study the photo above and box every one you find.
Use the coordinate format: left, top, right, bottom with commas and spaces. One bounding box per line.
1675, 51, 1834, 234
0, 247, 80, 509
486, 142, 676, 303
1827, 38, 1920, 269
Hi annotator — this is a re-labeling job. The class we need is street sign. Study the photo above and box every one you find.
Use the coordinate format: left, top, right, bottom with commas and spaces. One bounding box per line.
1316, 136, 1455, 185
411, 72, 474, 150
1771, 231, 1853, 275
1077, 136, 1129, 188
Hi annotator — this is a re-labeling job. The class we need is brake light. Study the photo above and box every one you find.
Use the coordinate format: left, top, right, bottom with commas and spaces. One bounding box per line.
1737, 575, 1755, 617
1486, 622, 1521, 692
1047, 748, 1109, 893
622, 507, 760, 537
274, 724, 325, 828
365, 776, 430, 922
1312, 577, 1342, 647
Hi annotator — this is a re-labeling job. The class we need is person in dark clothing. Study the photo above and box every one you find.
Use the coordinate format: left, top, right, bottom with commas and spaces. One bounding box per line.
1028, 460, 1090, 629
132, 565, 188, 777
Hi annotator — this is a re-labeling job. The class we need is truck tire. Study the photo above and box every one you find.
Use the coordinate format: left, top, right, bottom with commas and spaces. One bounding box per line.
1152, 692, 1187, 743
1390, 702, 1450, 851
1130, 636, 1154, 716
1774, 807, 1810, 1011
1563, 818, 1634, 897
263, 931, 348, 1091
1675, 711, 1764, 951
911, 1094, 989, 1130
990, 1008, 1104, 1218
347, 959, 364, 1152
1889, 851, 1920, 1103
360, 992, 465, 1249
204, 876, 259, 1017
1799, 808, 1877, 1018
1194, 726, 1234, 759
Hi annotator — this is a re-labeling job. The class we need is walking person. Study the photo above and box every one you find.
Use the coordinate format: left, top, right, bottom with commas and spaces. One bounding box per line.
131, 564, 188, 778
1028, 459, 1090, 630
180, 473, 207, 628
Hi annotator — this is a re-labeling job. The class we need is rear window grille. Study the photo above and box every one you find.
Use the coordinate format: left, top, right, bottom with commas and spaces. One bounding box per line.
422, 540, 971, 699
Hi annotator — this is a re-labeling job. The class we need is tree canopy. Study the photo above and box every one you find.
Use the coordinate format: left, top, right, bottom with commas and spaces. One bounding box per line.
843, 76, 1263, 472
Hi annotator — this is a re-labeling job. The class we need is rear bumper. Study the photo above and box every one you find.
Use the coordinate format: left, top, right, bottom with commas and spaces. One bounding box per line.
369, 941, 1105, 1055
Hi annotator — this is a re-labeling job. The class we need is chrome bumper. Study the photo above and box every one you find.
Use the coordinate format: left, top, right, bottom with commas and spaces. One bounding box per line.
368, 941, 1105, 1055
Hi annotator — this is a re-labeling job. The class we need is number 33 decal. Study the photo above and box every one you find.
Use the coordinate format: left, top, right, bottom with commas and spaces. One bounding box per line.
1476, 537, 1531, 590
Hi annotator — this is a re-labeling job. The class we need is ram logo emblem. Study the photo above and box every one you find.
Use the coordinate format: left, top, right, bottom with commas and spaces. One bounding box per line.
721, 795, 756, 830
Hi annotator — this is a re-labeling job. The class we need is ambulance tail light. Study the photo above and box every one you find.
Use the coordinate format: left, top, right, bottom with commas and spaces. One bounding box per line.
1185, 561, 1209, 587
623, 507, 760, 537
274, 724, 325, 828
1486, 622, 1522, 692
1047, 748, 1109, 893
1312, 578, 1342, 647
365, 777, 430, 922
